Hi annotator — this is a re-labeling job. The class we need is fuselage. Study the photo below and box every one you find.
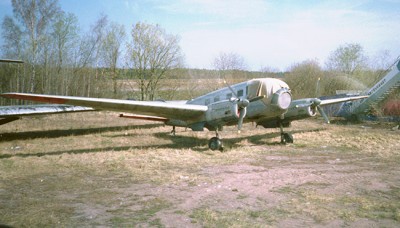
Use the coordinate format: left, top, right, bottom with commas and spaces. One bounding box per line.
175, 78, 292, 131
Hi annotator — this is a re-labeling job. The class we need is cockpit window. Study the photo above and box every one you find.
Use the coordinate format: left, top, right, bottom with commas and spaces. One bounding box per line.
237, 89, 244, 97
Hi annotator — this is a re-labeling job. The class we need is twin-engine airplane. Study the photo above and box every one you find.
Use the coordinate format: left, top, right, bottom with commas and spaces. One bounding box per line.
1, 78, 367, 150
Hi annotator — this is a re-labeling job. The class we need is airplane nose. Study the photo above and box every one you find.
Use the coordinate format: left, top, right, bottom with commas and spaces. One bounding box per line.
271, 88, 291, 110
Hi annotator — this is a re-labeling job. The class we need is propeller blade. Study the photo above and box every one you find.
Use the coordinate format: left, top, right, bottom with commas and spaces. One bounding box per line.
311, 98, 322, 107
238, 107, 247, 132
317, 106, 330, 124
222, 74, 238, 98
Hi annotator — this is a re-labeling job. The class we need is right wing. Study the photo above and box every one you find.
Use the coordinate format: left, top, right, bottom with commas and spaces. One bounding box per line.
1, 93, 208, 122
284, 95, 368, 122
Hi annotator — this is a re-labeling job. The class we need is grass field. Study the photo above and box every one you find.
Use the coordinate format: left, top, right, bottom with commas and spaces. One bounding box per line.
1, 112, 400, 227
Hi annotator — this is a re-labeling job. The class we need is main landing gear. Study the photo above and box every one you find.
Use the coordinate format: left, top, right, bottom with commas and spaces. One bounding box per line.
279, 122, 293, 144
208, 131, 224, 151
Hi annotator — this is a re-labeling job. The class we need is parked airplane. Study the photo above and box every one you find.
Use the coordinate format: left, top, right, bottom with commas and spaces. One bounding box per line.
0, 59, 94, 125
335, 58, 400, 121
1, 78, 367, 150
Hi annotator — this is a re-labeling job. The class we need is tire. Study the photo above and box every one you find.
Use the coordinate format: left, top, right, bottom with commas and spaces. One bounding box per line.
283, 133, 293, 144
208, 137, 223, 151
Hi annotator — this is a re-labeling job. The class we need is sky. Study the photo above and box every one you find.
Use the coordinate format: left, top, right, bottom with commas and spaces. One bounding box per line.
0, 0, 399, 71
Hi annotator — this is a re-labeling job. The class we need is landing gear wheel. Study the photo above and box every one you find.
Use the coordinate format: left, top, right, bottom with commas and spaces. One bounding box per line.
281, 133, 293, 144
208, 137, 223, 151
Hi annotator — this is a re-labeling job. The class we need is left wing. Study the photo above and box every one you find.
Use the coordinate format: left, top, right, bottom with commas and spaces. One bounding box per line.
0, 104, 94, 125
1, 93, 208, 122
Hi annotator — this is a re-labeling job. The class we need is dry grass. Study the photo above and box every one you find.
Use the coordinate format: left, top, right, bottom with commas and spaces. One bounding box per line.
0, 112, 399, 227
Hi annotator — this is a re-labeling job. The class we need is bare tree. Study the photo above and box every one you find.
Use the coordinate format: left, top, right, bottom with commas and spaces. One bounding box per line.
212, 52, 248, 86
11, 0, 60, 92
213, 52, 247, 71
72, 14, 108, 96
73, 14, 107, 74
126, 22, 183, 101
1, 16, 24, 60
325, 43, 368, 75
100, 22, 125, 96
49, 11, 79, 94
51, 12, 79, 74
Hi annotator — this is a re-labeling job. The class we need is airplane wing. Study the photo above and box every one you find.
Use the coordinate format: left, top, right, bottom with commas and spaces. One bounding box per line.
319, 95, 368, 106
0, 104, 94, 125
0, 93, 208, 122
284, 95, 368, 123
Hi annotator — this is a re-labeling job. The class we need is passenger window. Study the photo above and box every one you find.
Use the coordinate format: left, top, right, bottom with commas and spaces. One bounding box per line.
237, 89, 244, 97
214, 96, 220, 102
205, 99, 210, 105
226, 93, 232, 100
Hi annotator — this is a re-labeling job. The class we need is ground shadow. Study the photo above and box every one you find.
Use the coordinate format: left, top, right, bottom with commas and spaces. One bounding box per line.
154, 127, 327, 151
0, 127, 327, 159
0, 146, 134, 159
0, 123, 163, 141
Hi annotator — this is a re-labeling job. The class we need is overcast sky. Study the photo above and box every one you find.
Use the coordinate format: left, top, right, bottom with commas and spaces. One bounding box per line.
1, 0, 399, 71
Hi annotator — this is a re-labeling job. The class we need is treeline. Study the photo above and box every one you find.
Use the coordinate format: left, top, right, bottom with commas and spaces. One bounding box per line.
1, 0, 398, 109
0, 0, 184, 104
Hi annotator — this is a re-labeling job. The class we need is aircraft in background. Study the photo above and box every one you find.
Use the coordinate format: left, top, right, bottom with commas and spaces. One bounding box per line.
0, 59, 94, 125
333, 58, 400, 121
1, 77, 367, 150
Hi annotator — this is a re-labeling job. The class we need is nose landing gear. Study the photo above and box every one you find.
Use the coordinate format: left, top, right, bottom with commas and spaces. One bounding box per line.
279, 121, 293, 144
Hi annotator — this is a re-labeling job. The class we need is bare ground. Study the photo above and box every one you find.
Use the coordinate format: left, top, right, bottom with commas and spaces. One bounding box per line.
0, 112, 399, 227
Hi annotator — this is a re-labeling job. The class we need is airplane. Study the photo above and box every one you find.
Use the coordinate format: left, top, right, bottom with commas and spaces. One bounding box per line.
1, 77, 367, 151
0, 59, 94, 125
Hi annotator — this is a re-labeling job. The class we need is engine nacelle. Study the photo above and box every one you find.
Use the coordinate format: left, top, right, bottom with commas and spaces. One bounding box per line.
284, 104, 317, 121
205, 100, 239, 127
271, 88, 292, 110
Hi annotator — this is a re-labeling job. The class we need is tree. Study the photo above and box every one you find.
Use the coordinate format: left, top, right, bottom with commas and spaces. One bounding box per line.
72, 14, 108, 96
11, 0, 60, 92
213, 52, 247, 71
325, 43, 368, 75
126, 22, 183, 101
51, 12, 79, 73
1, 16, 24, 60
100, 22, 125, 96
73, 14, 107, 74
285, 59, 324, 98
212, 52, 248, 88
48, 11, 79, 94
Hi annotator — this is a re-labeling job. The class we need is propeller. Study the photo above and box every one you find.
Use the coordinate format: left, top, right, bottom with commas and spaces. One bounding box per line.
313, 78, 330, 124
311, 98, 330, 124
223, 78, 265, 132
